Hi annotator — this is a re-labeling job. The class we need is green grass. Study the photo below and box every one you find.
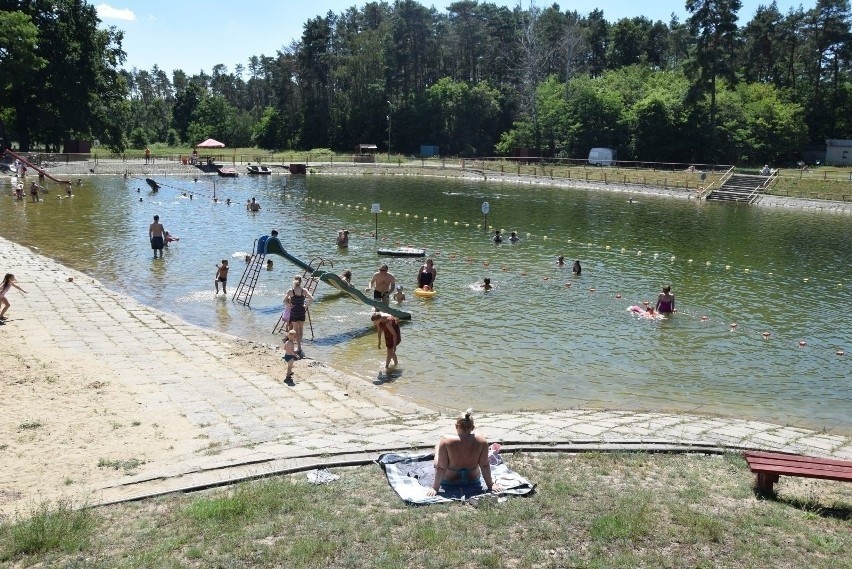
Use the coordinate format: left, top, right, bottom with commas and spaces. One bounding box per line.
0, 500, 95, 561
766, 168, 852, 201
3, 452, 849, 568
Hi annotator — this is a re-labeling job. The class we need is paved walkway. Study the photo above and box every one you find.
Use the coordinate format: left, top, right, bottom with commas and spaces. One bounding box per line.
2, 232, 851, 511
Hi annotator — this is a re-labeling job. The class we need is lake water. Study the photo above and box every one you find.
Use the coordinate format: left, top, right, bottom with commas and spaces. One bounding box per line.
2, 173, 850, 432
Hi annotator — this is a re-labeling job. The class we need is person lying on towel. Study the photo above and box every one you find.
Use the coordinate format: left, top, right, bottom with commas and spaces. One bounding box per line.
427, 409, 502, 496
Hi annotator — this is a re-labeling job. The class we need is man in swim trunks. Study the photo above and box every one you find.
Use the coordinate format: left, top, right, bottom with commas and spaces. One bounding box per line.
368, 264, 395, 304
215, 260, 229, 294
426, 409, 499, 496
149, 215, 165, 258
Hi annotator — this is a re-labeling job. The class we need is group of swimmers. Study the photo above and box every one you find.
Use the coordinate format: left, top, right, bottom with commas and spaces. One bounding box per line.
491, 229, 520, 244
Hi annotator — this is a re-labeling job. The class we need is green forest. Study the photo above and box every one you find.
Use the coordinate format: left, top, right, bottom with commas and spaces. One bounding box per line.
0, 0, 850, 165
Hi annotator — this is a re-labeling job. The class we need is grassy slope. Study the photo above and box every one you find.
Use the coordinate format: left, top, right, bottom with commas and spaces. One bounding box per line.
2, 452, 851, 568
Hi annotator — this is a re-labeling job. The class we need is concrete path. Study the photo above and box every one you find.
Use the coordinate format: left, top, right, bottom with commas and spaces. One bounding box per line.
2, 232, 851, 512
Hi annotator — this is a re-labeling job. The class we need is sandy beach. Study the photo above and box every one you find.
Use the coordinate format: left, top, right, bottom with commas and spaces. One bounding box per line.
2, 162, 851, 522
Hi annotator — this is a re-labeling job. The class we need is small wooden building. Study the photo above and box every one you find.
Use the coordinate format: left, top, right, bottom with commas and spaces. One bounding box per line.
355, 144, 377, 163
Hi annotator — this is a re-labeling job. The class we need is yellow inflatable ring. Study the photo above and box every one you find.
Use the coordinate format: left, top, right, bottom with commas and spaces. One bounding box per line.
414, 287, 437, 298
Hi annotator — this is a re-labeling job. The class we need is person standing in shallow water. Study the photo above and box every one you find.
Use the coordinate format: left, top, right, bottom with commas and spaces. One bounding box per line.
416, 258, 437, 290
656, 285, 675, 314
371, 311, 401, 371
149, 215, 165, 259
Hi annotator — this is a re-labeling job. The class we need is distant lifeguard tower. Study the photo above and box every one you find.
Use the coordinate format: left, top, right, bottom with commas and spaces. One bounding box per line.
354, 144, 377, 163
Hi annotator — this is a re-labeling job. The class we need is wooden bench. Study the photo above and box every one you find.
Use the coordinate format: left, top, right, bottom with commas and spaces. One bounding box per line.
744, 450, 852, 493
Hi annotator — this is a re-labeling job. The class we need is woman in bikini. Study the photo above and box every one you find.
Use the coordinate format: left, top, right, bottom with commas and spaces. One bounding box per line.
427, 409, 498, 495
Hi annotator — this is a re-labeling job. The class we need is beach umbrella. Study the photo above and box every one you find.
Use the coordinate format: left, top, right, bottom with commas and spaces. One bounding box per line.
195, 138, 226, 149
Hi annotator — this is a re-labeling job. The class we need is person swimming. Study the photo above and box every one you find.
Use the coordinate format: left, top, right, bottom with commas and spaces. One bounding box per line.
628, 305, 662, 319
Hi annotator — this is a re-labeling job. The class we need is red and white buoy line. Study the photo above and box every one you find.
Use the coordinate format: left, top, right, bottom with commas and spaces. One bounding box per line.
304, 197, 849, 358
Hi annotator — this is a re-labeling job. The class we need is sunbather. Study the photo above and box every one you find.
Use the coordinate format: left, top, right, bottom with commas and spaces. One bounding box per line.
427, 409, 500, 495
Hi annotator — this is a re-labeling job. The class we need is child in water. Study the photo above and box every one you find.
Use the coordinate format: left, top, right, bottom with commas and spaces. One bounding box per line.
393, 285, 405, 303
480, 277, 493, 291
282, 329, 298, 382
215, 260, 229, 294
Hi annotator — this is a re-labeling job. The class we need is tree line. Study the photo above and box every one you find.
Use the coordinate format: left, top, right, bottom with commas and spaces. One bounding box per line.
1, 0, 849, 165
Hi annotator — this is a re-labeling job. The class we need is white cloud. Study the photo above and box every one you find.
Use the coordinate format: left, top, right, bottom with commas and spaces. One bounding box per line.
96, 4, 136, 21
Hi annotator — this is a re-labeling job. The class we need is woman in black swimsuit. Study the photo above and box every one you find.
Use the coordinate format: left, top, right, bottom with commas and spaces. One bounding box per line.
416, 258, 437, 290
284, 276, 314, 357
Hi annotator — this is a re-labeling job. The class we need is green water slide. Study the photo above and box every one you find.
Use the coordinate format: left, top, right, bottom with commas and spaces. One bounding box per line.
262, 236, 411, 320
263, 236, 314, 272
313, 270, 411, 320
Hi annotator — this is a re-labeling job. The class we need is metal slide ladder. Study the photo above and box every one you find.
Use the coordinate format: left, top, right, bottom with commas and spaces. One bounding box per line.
272, 257, 333, 339
232, 238, 265, 307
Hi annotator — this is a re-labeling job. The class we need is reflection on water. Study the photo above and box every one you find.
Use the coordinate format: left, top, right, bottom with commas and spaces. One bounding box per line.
1, 173, 850, 432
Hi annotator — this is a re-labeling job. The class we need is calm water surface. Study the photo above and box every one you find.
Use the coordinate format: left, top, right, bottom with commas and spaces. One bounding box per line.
2, 174, 850, 432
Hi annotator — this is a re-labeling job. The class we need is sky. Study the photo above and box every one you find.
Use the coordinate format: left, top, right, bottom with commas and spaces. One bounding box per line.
96, 0, 810, 76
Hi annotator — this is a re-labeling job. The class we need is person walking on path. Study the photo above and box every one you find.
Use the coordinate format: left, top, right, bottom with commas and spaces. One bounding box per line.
284, 275, 314, 358
0, 273, 27, 321
367, 264, 396, 304
149, 215, 166, 259
371, 311, 401, 372
282, 329, 298, 383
